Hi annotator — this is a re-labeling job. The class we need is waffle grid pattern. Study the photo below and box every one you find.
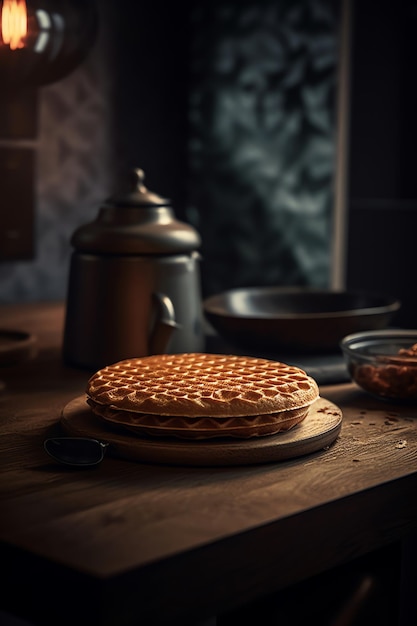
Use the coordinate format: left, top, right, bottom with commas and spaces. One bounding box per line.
87, 353, 319, 418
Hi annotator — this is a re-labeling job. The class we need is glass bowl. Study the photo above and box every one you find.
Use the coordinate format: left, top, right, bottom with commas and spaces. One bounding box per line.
340, 330, 417, 402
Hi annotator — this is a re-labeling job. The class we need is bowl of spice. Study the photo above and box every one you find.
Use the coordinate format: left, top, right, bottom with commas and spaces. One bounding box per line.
340, 330, 417, 402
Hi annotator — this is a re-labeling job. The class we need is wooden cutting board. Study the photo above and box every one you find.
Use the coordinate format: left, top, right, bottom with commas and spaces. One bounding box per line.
61, 396, 342, 467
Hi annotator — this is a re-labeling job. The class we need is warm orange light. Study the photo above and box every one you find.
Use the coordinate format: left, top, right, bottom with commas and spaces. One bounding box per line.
1, 0, 27, 50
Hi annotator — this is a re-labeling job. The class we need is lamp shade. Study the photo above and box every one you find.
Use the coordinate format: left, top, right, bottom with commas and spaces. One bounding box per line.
0, 0, 98, 86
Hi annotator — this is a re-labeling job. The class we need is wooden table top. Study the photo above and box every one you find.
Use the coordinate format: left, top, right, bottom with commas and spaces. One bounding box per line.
1, 302, 417, 626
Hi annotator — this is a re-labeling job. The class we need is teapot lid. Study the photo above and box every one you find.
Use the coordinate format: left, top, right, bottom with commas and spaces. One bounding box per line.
71, 168, 201, 255
105, 168, 170, 208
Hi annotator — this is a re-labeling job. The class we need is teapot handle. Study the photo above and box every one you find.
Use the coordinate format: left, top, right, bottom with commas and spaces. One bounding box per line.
149, 292, 180, 355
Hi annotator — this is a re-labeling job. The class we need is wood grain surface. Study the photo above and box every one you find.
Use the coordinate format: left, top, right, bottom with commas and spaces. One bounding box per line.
1, 302, 417, 626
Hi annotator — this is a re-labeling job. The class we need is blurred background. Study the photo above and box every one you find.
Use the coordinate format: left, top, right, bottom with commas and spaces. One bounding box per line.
0, 0, 416, 327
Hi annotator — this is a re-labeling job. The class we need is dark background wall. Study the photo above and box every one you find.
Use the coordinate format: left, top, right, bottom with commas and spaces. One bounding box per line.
108, 0, 191, 212
0, 1, 116, 299
0, 0, 416, 328
0, 0, 339, 301
346, 0, 417, 328
186, 0, 339, 296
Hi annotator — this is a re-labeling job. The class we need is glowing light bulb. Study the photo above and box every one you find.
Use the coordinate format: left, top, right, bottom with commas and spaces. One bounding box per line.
1, 0, 27, 50
0, 0, 98, 86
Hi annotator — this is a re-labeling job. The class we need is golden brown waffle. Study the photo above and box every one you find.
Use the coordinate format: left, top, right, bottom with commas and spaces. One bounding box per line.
86, 353, 319, 440
86, 400, 311, 439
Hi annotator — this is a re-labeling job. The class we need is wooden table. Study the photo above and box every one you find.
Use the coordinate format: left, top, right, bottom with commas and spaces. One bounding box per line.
1, 302, 417, 626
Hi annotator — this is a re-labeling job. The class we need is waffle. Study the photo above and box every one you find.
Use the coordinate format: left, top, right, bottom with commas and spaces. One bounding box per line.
86, 353, 319, 439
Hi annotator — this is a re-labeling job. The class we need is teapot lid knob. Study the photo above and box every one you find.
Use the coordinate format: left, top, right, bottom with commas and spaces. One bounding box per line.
107, 167, 170, 208
130, 167, 146, 191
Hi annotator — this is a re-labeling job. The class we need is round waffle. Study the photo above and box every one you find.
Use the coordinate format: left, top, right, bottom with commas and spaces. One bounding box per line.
86, 353, 320, 439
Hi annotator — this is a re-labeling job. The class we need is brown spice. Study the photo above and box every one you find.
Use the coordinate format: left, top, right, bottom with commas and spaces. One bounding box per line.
353, 342, 417, 400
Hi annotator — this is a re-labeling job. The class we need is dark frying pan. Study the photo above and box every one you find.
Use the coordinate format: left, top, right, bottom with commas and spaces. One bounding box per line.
203, 287, 401, 353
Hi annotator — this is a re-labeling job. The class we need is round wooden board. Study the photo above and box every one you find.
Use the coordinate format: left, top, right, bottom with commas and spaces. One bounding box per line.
60, 396, 342, 466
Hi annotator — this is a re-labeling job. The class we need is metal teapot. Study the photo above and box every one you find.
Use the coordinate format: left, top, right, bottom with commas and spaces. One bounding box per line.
63, 168, 204, 370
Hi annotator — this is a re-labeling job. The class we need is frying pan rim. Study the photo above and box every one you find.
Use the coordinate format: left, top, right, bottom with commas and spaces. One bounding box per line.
203, 287, 401, 321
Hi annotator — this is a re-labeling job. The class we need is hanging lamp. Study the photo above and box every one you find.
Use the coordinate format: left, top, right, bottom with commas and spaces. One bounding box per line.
0, 0, 98, 86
